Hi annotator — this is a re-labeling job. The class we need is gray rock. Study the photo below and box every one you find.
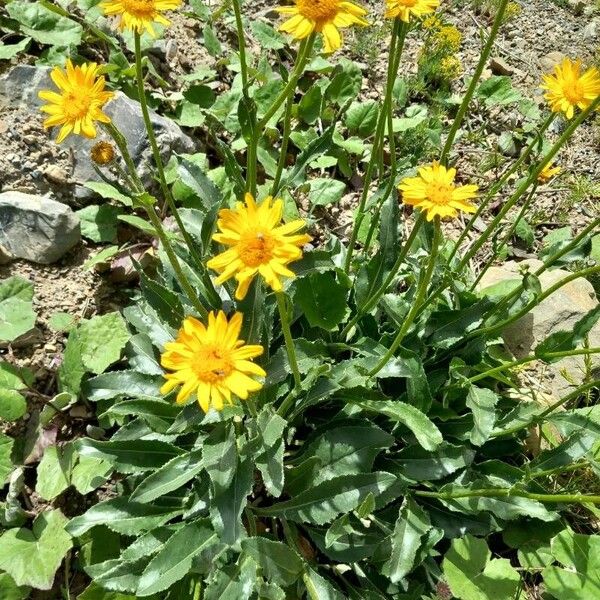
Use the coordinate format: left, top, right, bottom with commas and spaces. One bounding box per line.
0, 191, 80, 264
583, 21, 598, 41
479, 259, 600, 400
0, 65, 196, 200
539, 51, 566, 73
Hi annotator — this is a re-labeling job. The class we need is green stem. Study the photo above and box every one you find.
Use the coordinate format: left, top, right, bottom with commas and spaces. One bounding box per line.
369, 218, 441, 376
470, 183, 539, 290
471, 265, 600, 341
103, 122, 144, 191
361, 23, 409, 258
344, 19, 407, 273
447, 113, 554, 266
341, 211, 426, 338
145, 205, 208, 320
275, 292, 302, 393
440, 0, 510, 163
270, 91, 294, 196
414, 487, 600, 505
134, 33, 219, 305
528, 461, 588, 481
457, 96, 600, 273
490, 380, 599, 439
246, 35, 314, 197
467, 348, 600, 385
231, 0, 249, 92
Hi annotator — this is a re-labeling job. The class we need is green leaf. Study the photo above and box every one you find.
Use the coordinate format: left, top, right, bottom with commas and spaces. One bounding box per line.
283, 125, 334, 188
6, 1, 82, 46
303, 567, 345, 600
443, 534, 521, 600
48, 311, 78, 333
381, 443, 475, 481
82, 371, 164, 402
211, 457, 254, 545
259, 472, 396, 524
71, 455, 113, 495
78, 582, 136, 600
76, 205, 122, 243
345, 101, 379, 136
0, 432, 15, 484
308, 178, 346, 207
136, 521, 217, 596
476, 76, 522, 106
0, 276, 36, 343
77, 312, 131, 375
131, 448, 204, 503
252, 406, 286, 497
0, 509, 72, 590
139, 273, 184, 330
83, 245, 120, 270
83, 182, 132, 206
0, 362, 30, 389
294, 271, 349, 331
35, 444, 74, 501
298, 85, 323, 125
203, 24, 222, 56
466, 386, 499, 446
354, 400, 443, 451
0, 388, 27, 421
0, 37, 31, 60
67, 497, 182, 537
326, 59, 362, 106
241, 538, 303, 587
177, 158, 222, 213
383, 498, 432, 583
202, 422, 237, 491
76, 439, 184, 474
286, 424, 394, 494
250, 21, 286, 49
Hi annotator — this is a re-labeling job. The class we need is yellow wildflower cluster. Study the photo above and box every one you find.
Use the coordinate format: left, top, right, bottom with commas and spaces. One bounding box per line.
439, 55, 463, 80
423, 16, 462, 53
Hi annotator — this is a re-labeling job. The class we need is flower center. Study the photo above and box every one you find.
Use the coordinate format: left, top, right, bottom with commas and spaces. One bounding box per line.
238, 230, 276, 267
297, 0, 340, 21
192, 346, 233, 383
563, 79, 584, 104
120, 0, 156, 17
427, 182, 454, 205
63, 92, 93, 121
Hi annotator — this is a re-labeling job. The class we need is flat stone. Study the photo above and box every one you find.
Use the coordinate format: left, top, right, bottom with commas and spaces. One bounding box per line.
489, 57, 515, 76
479, 259, 600, 400
0, 191, 80, 264
0, 65, 196, 200
539, 51, 566, 73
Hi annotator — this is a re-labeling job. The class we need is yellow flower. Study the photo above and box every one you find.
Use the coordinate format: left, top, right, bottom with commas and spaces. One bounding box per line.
207, 193, 311, 300
100, 0, 182, 36
434, 25, 462, 52
541, 58, 600, 119
160, 311, 265, 412
277, 0, 368, 54
38, 60, 114, 144
385, 0, 440, 22
439, 55, 462, 80
537, 161, 561, 184
90, 141, 116, 165
399, 161, 478, 221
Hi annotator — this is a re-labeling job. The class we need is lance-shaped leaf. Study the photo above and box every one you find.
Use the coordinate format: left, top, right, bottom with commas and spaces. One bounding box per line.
466, 386, 499, 446
241, 538, 303, 587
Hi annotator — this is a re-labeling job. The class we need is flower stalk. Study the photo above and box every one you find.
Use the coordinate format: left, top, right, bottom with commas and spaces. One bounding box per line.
369, 217, 441, 376
275, 292, 302, 392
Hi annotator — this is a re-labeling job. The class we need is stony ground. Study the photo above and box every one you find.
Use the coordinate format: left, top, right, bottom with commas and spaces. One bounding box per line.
0, 0, 598, 398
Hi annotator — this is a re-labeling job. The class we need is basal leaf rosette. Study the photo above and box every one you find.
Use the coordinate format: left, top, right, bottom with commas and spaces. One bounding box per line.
277, 0, 369, 53
160, 311, 265, 412
207, 193, 312, 300
38, 60, 114, 143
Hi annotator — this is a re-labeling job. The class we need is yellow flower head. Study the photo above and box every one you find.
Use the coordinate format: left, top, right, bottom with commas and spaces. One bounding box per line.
537, 161, 561, 184
541, 58, 600, 119
399, 161, 478, 221
161, 311, 265, 412
277, 0, 369, 54
38, 60, 114, 144
386, 0, 440, 22
100, 0, 182, 36
91, 141, 116, 165
207, 193, 311, 300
